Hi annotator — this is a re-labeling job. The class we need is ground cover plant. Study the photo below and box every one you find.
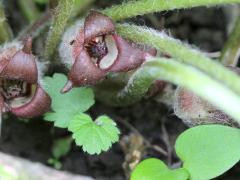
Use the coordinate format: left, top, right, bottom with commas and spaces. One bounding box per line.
0, 0, 240, 179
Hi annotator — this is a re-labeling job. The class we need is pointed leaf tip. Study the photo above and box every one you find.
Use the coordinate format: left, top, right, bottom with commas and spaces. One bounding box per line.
61, 80, 73, 93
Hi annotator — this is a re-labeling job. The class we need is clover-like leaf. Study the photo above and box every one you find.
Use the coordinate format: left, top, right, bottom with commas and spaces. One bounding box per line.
68, 113, 120, 155
43, 73, 94, 128
131, 158, 189, 180
175, 125, 240, 180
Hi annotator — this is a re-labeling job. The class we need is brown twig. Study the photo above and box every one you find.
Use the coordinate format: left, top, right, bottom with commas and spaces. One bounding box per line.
115, 117, 168, 156
161, 119, 173, 165
17, 10, 53, 41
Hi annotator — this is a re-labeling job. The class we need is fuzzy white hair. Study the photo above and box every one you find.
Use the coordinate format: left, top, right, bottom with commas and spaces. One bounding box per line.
0, 41, 23, 53
59, 20, 84, 68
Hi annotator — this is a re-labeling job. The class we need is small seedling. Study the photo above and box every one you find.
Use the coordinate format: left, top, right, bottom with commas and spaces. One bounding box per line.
43, 73, 120, 155
48, 136, 73, 169
132, 125, 240, 180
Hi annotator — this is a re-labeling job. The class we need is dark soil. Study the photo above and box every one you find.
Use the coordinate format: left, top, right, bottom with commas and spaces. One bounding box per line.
0, 1, 239, 179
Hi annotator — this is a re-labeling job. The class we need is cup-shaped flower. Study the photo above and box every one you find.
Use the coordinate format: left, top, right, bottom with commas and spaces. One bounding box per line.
0, 38, 51, 118
60, 11, 156, 93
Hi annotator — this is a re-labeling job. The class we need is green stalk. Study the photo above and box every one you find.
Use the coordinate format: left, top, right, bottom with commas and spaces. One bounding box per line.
0, 3, 13, 43
221, 16, 240, 66
44, 0, 75, 60
109, 58, 240, 123
103, 0, 240, 21
72, 0, 95, 17
116, 24, 240, 96
18, 0, 40, 23
44, 0, 95, 60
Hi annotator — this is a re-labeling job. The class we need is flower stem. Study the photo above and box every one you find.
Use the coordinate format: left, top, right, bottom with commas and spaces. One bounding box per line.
104, 58, 240, 123
103, 0, 240, 21
45, 0, 96, 60
116, 24, 240, 96
221, 16, 240, 66
44, 0, 76, 60
0, 3, 13, 43
72, 0, 95, 17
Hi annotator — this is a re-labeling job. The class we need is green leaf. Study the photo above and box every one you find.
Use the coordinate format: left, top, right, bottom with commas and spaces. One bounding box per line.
44, 110, 79, 128
52, 136, 73, 159
175, 125, 240, 180
44, 73, 94, 112
131, 158, 189, 180
43, 73, 94, 128
68, 114, 120, 155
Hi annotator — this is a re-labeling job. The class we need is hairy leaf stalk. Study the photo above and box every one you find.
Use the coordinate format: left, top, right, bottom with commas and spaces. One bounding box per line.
103, 0, 240, 21
116, 24, 240, 96
118, 58, 240, 123
221, 16, 240, 66
44, 0, 76, 60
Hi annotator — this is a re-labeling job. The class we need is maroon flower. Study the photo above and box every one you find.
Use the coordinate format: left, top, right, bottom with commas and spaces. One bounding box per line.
0, 38, 51, 118
60, 11, 156, 93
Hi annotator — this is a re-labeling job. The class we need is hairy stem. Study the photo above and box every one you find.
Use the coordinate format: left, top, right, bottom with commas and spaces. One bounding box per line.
44, 0, 94, 60
0, 3, 13, 43
18, 0, 40, 23
221, 16, 240, 66
72, 0, 95, 17
44, 0, 76, 60
107, 58, 240, 123
116, 24, 240, 96
103, 0, 240, 21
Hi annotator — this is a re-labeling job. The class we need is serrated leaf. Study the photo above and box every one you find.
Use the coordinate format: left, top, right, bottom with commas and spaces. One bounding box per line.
131, 158, 189, 180
44, 110, 78, 128
68, 114, 120, 155
43, 73, 94, 128
175, 125, 240, 180
44, 73, 94, 112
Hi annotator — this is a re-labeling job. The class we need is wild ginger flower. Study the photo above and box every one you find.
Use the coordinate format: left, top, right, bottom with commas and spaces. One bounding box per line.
0, 38, 51, 118
59, 11, 156, 93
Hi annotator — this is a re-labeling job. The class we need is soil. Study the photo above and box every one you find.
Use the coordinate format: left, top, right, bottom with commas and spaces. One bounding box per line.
0, 0, 239, 180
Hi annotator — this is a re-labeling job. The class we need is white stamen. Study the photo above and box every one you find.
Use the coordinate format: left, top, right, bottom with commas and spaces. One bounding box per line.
99, 35, 118, 70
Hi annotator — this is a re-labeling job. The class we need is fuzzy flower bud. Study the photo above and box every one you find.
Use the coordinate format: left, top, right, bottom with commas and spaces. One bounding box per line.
174, 67, 240, 127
